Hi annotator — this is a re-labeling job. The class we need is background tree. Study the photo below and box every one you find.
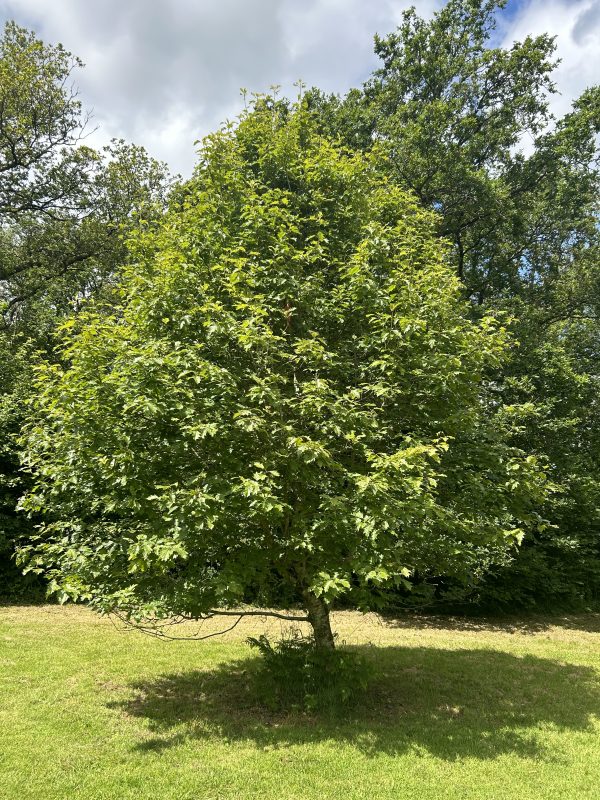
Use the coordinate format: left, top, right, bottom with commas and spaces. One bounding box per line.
0, 22, 172, 597
20, 100, 545, 646
307, 0, 600, 609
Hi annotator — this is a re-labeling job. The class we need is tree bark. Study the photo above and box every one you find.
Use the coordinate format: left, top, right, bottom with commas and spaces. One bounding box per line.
304, 591, 335, 650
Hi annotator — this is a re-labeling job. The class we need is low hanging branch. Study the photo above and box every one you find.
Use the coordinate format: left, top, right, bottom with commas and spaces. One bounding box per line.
110, 608, 310, 642
205, 609, 310, 622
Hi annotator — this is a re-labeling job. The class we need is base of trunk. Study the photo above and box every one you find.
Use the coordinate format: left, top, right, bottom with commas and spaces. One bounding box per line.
304, 592, 335, 650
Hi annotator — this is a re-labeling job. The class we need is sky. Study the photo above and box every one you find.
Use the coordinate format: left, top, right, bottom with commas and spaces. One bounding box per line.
0, 0, 598, 177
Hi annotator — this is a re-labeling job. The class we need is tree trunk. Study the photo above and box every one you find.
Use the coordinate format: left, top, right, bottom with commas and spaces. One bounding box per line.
304, 591, 335, 650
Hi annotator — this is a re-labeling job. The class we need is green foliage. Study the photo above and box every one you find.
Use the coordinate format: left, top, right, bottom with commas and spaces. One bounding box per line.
19, 98, 546, 630
0, 20, 172, 327
307, 0, 600, 610
6, 3, 596, 614
0, 22, 173, 599
0, 21, 87, 222
317, 3, 549, 287
474, 302, 600, 610
247, 631, 371, 712
0, 334, 43, 599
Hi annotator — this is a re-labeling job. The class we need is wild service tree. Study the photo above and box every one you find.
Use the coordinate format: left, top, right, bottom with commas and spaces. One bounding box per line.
20, 100, 545, 647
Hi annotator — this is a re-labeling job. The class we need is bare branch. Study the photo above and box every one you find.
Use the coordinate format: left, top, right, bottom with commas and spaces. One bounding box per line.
112, 612, 245, 642
109, 608, 310, 642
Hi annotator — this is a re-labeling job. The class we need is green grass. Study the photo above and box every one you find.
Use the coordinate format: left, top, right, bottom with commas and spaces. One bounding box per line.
1, 606, 600, 799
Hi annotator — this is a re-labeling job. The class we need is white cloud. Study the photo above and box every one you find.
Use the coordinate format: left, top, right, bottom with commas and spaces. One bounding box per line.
0, 0, 597, 176
279, 0, 439, 90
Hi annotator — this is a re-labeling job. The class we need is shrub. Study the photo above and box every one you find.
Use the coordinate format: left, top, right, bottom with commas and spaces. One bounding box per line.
247, 630, 371, 713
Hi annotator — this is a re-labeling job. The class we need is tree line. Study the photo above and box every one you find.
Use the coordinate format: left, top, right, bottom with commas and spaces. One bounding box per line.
1, 1, 599, 641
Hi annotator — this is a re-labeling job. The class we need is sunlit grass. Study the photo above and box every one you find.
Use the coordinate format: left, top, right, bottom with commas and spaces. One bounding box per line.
1, 606, 600, 799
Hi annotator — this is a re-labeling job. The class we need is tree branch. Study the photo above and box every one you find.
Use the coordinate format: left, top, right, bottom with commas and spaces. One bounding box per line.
110, 608, 310, 642
205, 609, 310, 622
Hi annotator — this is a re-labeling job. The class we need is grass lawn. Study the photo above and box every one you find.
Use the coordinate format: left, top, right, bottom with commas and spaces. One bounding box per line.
1, 606, 600, 800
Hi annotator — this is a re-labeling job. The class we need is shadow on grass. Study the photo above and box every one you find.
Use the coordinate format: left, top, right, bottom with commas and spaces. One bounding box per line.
109, 646, 600, 761
379, 612, 600, 635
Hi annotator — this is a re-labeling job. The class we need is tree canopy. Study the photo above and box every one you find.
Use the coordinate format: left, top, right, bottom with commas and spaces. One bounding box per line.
20, 101, 545, 645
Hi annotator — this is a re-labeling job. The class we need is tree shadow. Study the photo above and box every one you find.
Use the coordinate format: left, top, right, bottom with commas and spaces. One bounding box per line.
379, 612, 600, 635
108, 645, 600, 761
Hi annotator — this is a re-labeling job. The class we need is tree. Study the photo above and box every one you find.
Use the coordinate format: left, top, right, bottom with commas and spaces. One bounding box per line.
307, 0, 600, 609
20, 100, 545, 646
477, 247, 600, 608
0, 20, 172, 323
308, 0, 571, 300
0, 21, 91, 223
0, 22, 172, 597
